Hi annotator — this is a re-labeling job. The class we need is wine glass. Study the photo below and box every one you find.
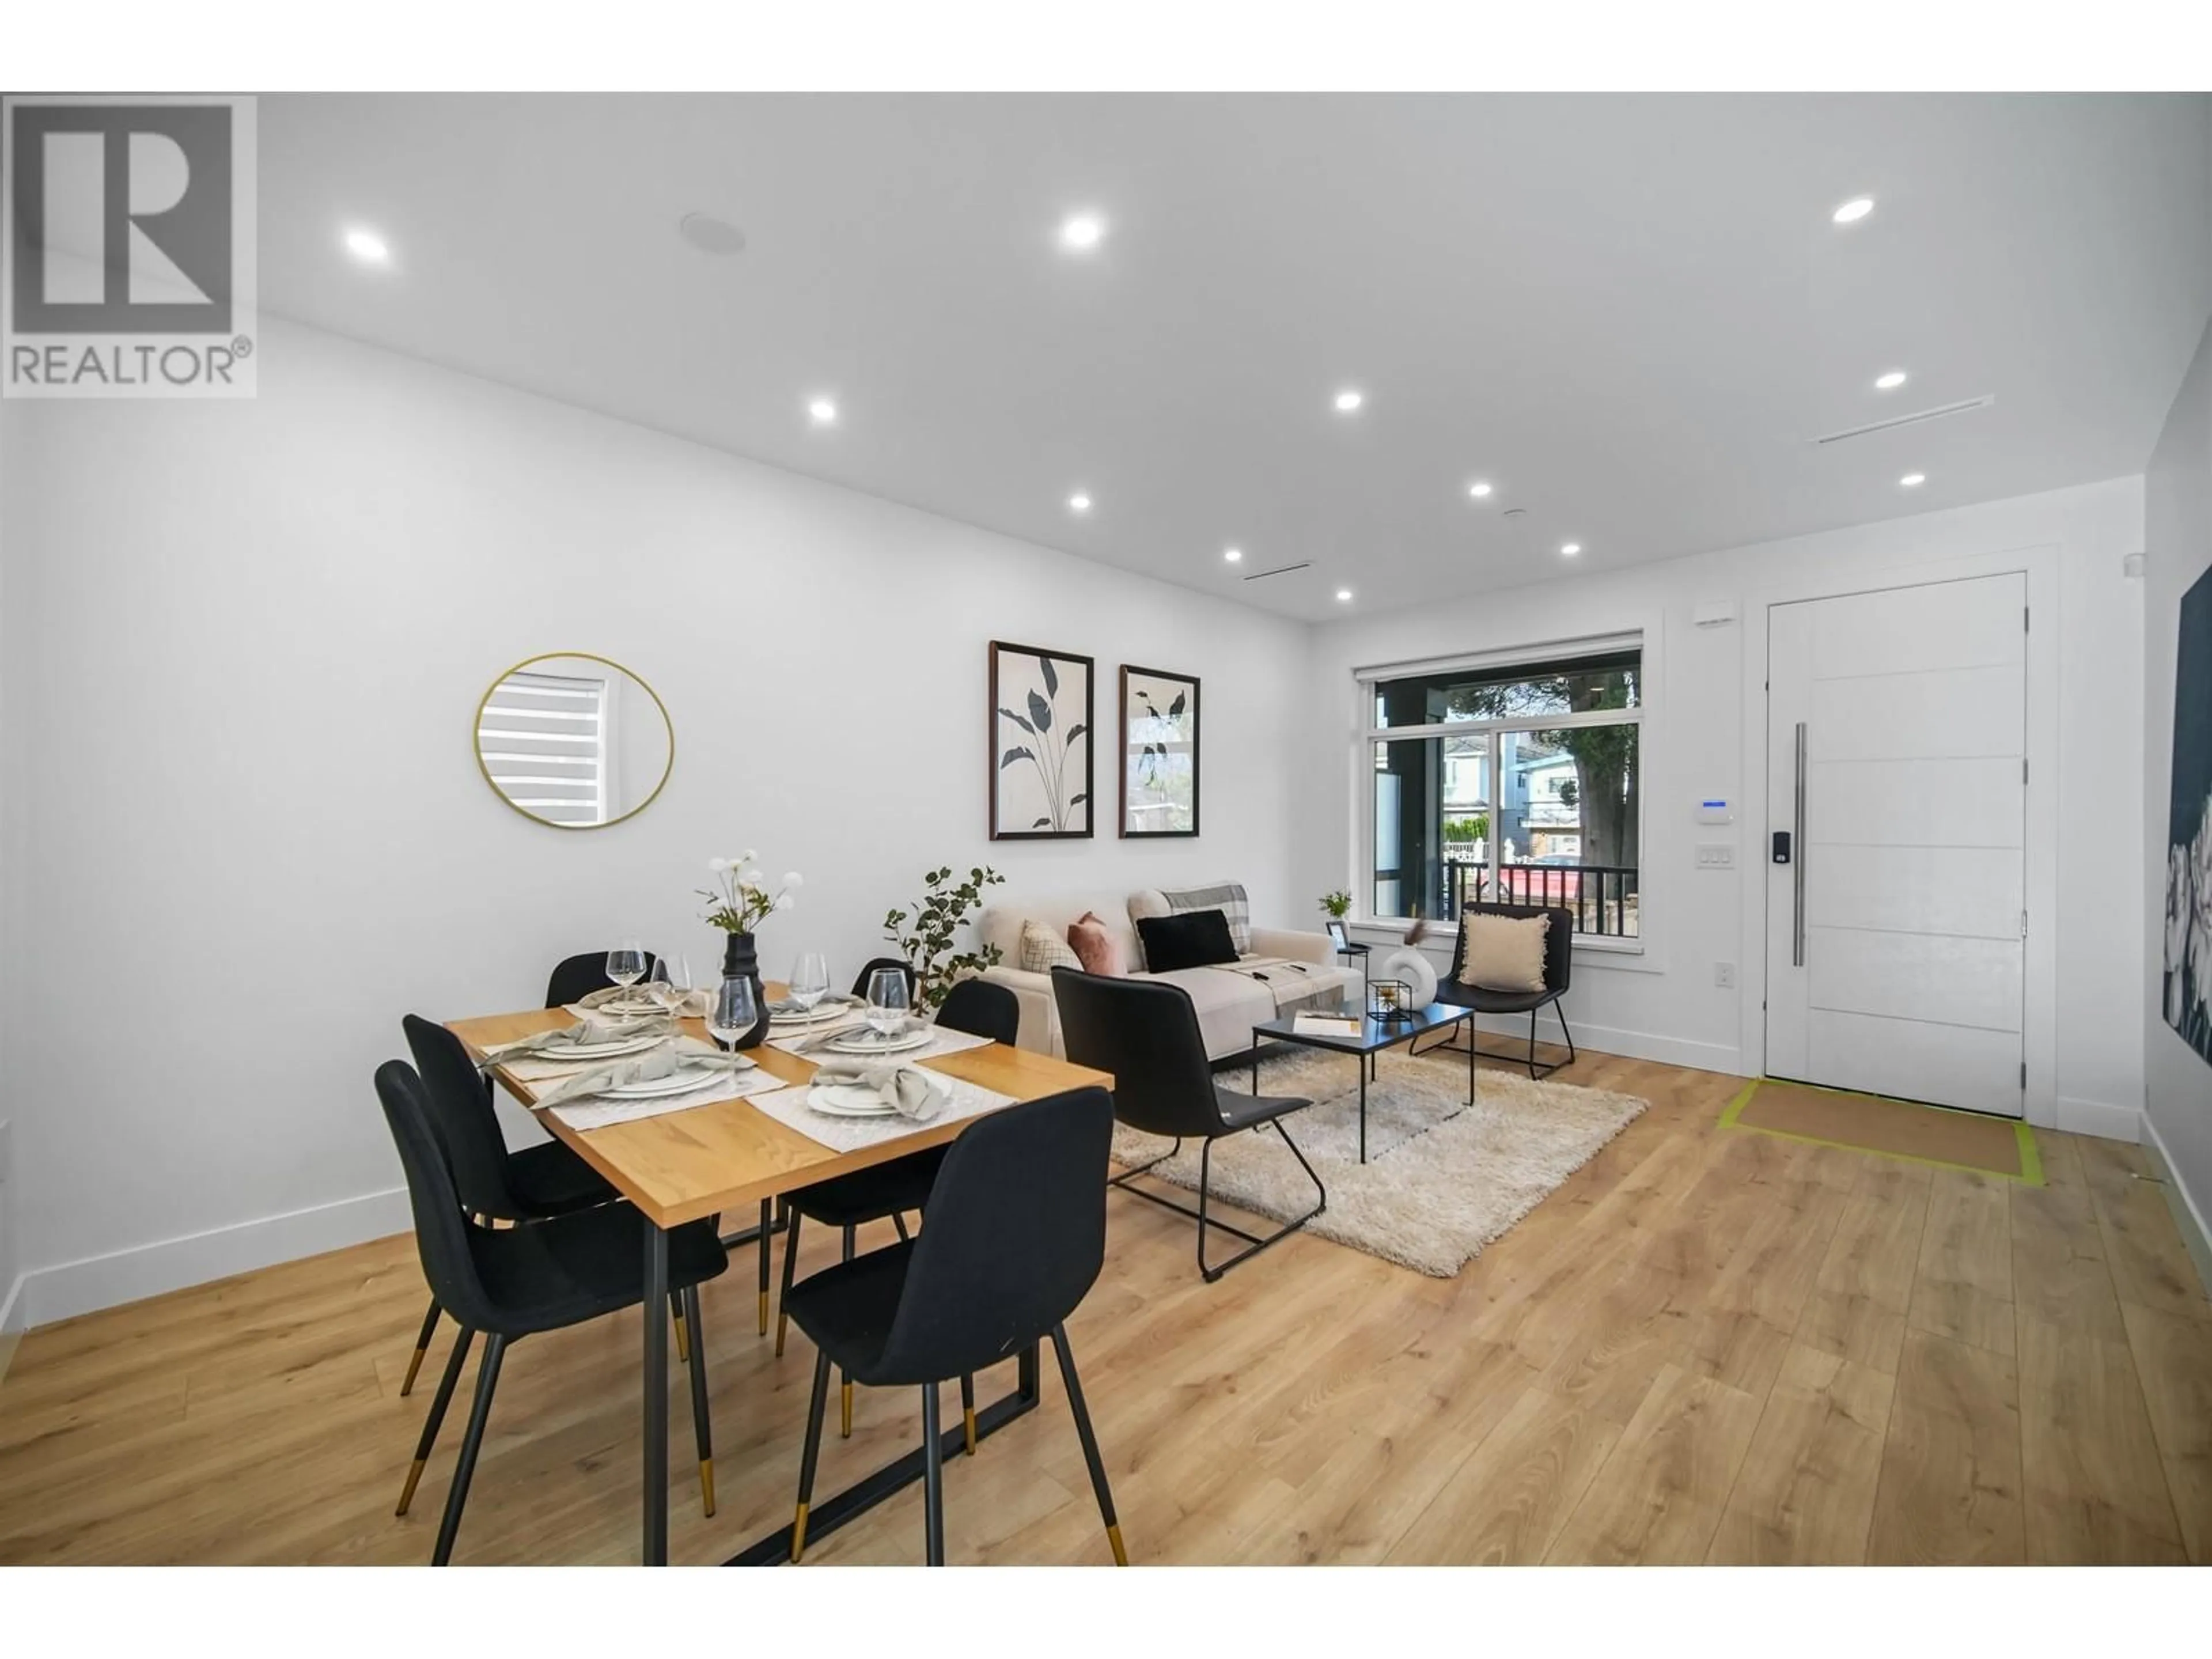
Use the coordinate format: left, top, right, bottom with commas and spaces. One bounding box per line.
605, 941, 647, 996
707, 974, 757, 1052
864, 965, 910, 1041
789, 951, 831, 1012
645, 955, 691, 1021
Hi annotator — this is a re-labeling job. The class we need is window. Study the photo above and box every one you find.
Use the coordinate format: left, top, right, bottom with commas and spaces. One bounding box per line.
476, 668, 609, 827
1362, 641, 1642, 939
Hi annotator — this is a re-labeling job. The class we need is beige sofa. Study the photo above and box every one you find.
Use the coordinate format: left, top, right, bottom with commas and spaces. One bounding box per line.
979, 888, 1358, 1060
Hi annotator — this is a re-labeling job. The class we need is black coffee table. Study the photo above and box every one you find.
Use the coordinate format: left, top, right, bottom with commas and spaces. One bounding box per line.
1251, 1002, 1475, 1164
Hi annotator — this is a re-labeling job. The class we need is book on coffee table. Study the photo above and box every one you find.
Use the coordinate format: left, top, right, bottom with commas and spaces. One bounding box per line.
1291, 1013, 1362, 1037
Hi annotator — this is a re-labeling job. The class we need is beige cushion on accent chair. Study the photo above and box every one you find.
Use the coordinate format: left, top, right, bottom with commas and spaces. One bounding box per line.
1459, 911, 1551, 993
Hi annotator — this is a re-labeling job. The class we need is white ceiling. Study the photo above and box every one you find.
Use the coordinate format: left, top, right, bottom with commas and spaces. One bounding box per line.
257, 93, 2212, 620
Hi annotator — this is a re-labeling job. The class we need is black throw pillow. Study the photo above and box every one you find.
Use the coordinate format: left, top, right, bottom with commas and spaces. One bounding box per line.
1137, 909, 1240, 973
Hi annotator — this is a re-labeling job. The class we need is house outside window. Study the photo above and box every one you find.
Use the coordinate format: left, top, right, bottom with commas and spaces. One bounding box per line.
1362, 639, 1643, 940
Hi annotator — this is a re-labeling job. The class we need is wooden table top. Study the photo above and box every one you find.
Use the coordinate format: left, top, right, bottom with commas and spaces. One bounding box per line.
446, 1003, 1112, 1229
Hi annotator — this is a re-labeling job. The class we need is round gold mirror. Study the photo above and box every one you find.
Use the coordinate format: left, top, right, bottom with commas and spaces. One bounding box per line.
474, 653, 672, 830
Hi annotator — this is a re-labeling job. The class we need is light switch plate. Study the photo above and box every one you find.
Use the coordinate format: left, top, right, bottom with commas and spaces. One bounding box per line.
1695, 843, 1736, 868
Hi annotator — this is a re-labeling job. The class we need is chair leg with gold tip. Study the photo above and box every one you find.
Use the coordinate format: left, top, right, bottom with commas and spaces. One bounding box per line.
791, 1349, 831, 1562
960, 1373, 977, 1456
1051, 1323, 1127, 1565
400, 1297, 441, 1396
671, 1290, 691, 1363
775, 1210, 803, 1357
682, 1285, 716, 1517
757, 1199, 772, 1336
431, 1332, 506, 1566
839, 1224, 855, 1437
397, 1324, 475, 1516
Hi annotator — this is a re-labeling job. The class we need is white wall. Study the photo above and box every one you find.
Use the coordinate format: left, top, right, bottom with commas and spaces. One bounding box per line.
0, 319, 1309, 1324
0, 395, 21, 1348
2143, 314, 2212, 1248
1296, 477, 2147, 1133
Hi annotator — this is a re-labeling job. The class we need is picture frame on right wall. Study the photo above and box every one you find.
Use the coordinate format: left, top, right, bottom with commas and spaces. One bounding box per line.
1119, 664, 1200, 838
2164, 562, 2211, 1068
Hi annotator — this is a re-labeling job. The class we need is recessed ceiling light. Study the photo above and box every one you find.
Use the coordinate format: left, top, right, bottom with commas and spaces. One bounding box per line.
1059, 213, 1105, 251
1335, 588, 1354, 602
1468, 481, 1494, 499
1832, 196, 1875, 225
1899, 472, 1926, 487
677, 212, 747, 256
1068, 491, 1092, 514
808, 397, 838, 426
1560, 542, 1582, 556
1874, 370, 1908, 391
1334, 389, 1364, 414
1224, 547, 1243, 563
343, 227, 389, 264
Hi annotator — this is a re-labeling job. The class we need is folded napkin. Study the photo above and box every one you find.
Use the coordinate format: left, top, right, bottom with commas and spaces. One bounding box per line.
482, 1013, 672, 1065
808, 1058, 947, 1121
534, 1036, 756, 1108
770, 993, 861, 1018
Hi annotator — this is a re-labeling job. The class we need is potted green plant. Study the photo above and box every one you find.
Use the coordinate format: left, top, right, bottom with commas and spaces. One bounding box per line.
1319, 889, 1353, 921
884, 865, 1006, 1010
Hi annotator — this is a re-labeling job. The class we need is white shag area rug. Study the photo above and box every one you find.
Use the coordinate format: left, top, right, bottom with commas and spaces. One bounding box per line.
1109, 1046, 1649, 1277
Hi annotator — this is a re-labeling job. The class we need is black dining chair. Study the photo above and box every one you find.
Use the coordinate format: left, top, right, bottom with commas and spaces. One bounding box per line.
374, 1059, 729, 1562
849, 956, 918, 1001
1422, 902, 1577, 1078
771, 976, 1021, 1446
395, 1015, 624, 1395
543, 949, 661, 1011
1051, 966, 1324, 1282
784, 1085, 1125, 1566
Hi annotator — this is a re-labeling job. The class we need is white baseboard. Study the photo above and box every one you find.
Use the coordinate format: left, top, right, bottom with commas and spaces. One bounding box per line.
20, 1186, 411, 1330
0, 1272, 24, 1385
2056, 1096, 2143, 1143
1461, 1011, 1743, 1077
2139, 1109, 2212, 1301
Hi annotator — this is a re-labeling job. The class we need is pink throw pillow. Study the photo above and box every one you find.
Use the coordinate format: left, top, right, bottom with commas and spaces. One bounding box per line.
1067, 912, 1126, 976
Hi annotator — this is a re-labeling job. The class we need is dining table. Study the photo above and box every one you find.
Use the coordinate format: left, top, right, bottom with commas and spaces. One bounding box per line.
448, 990, 1113, 1565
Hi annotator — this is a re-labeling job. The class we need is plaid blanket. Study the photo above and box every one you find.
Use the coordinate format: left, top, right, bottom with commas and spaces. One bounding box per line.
1211, 955, 1342, 1014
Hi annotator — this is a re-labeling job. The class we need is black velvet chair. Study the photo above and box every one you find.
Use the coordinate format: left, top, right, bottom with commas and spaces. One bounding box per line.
543, 949, 661, 1010
772, 976, 1022, 1446
1424, 902, 1577, 1078
1051, 967, 1324, 1283
783, 1085, 1124, 1566
396, 1015, 622, 1395
374, 1059, 729, 1562
849, 956, 918, 1001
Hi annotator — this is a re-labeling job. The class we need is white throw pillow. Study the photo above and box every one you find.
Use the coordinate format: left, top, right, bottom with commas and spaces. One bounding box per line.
1018, 919, 1082, 975
1459, 912, 1550, 993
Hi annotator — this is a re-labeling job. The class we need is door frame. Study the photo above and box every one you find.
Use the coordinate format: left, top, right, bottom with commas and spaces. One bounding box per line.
1734, 542, 2061, 1131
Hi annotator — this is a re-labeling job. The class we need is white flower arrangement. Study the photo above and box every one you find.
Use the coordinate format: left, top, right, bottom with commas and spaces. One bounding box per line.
700, 853, 802, 935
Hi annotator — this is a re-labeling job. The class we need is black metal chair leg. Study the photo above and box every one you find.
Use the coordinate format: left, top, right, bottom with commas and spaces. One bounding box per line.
839, 1224, 855, 1438
683, 1285, 715, 1517
400, 1296, 440, 1396
791, 1350, 831, 1562
775, 1210, 804, 1357
757, 1199, 772, 1336
431, 1331, 506, 1566
1557, 1001, 1577, 1066
397, 1323, 474, 1515
921, 1382, 946, 1566
1528, 1007, 1540, 1080
671, 1290, 691, 1363
892, 1211, 911, 1242
1050, 1323, 1126, 1565
959, 1372, 977, 1455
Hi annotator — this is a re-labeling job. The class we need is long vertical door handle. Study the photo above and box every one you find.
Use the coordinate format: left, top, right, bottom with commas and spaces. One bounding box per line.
1791, 721, 1808, 968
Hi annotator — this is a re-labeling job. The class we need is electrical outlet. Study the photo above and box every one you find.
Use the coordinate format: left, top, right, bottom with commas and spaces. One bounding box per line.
1714, 963, 1736, 989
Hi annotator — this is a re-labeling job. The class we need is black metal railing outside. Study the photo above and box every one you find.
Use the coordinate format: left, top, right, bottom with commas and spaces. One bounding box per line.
1442, 859, 1639, 937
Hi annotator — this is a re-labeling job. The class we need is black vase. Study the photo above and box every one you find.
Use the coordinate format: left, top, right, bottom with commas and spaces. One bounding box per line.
717, 930, 774, 1050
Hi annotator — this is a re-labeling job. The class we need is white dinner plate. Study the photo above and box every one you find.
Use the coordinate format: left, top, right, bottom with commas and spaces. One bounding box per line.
591, 996, 662, 1019
550, 1034, 666, 1062
806, 1084, 902, 1117
825, 1027, 933, 1056
768, 1003, 848, 1025
601, 1065, 725, 1100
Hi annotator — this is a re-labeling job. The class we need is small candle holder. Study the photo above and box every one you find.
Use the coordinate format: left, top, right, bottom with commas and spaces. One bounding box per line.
1368, 978, 1415, 1023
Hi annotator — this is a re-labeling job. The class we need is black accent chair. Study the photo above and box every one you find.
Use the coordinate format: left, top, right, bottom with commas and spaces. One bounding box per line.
1051, 967, 1324, 1283
396, 1015, 622, 1396
544, 950, 661, 1010
1425, 902, 1577, 1079
772, 977, 1022, 1446
784, 1085, 1125, 1566
849, 956, 918, 1001
374, 1059, 729, 1562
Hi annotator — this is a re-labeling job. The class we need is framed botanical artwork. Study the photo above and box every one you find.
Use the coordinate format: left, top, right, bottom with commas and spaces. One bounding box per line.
990, 641, 1094, 839
1119, 664, 1200, 838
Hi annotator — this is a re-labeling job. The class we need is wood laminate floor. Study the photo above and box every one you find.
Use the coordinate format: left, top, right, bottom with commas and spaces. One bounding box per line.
2, 1049, 2206, 1566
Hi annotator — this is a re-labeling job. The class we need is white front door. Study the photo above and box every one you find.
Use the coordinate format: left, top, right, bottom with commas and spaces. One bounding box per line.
1764, 573, 2028, 1116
